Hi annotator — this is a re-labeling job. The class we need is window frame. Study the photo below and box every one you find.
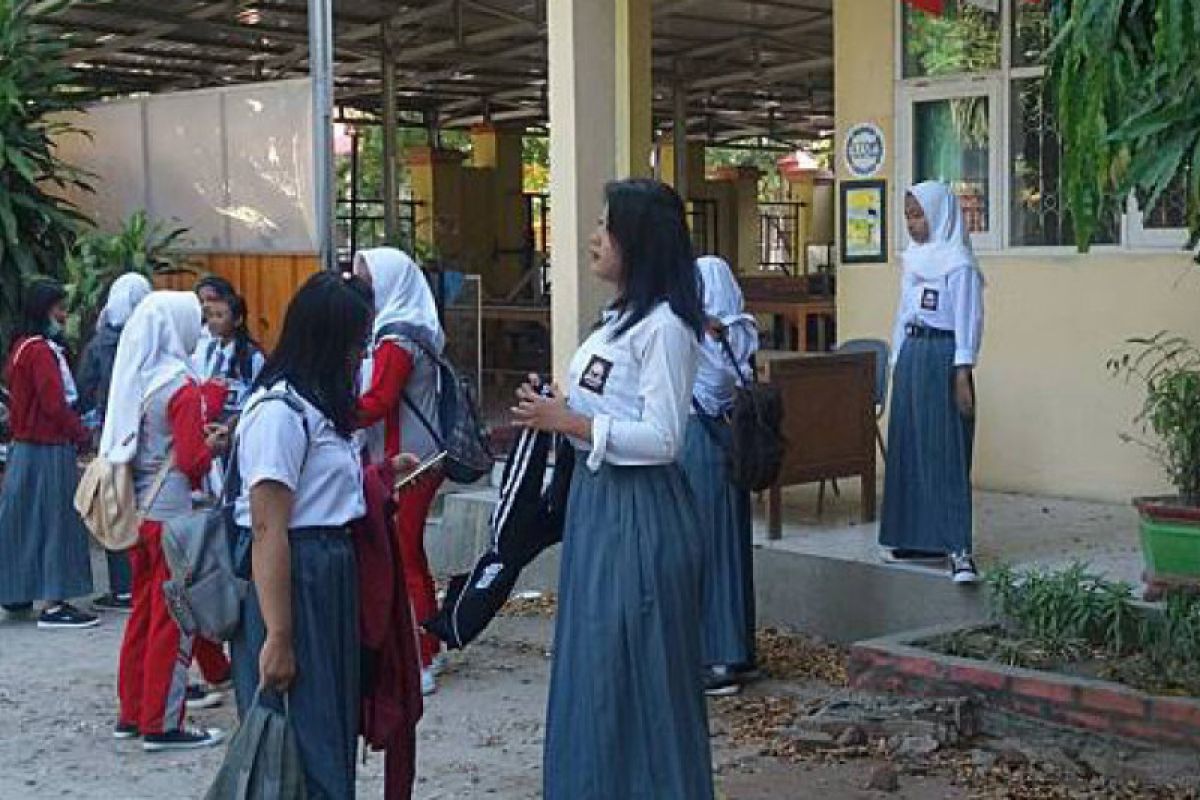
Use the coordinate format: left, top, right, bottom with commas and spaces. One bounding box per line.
893, 0, 1189, 255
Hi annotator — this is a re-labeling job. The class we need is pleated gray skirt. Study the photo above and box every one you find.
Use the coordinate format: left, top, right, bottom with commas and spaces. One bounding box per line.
679, 416, 756, 668
879, 335, 975, 554
544, 458, 714, 800
231, 527, 360, 800
0, 442, 93, 604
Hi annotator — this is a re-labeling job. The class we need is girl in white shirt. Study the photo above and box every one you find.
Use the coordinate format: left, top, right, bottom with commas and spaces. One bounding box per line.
228, 271, 374, 800
684, 255, 760, 696
880, 181, 985, 583
514, 178, 714, 800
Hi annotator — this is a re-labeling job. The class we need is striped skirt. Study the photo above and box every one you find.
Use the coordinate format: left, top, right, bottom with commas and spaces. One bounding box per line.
230, 527, 360, 800
0, 442, 93, 604
879, 334, 975, 555
544, 459, 714, 800
678, 416, 756, 668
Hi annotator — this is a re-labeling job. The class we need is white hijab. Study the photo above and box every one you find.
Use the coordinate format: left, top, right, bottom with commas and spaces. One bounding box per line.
97, 272, 153, 330
903, 181, 982, 283
694, 256, 759, 414
355, 247, 445, 353
99, 291, 202, 464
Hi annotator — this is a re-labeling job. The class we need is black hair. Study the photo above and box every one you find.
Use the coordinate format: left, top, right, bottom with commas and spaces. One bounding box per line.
255, 272, 373, 438
604, 179, 705, 340
211, 293, 261, 383
11, 280, 67, 354
195, 274, 236, 300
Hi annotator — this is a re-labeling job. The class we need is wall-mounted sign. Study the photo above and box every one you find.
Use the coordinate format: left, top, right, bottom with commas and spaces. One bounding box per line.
844, 123, 886, 178
840, 179, 888, 264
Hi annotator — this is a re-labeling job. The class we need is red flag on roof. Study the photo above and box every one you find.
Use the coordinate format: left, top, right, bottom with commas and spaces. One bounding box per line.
903, 0, 945, 15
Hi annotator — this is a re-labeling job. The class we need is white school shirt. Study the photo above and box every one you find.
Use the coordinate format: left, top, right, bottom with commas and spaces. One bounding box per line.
890, 267, 984, 367
567, 302, 698, 472
198, 338, 265, 413
692, 321, 757, 417
233, 382, 365, 529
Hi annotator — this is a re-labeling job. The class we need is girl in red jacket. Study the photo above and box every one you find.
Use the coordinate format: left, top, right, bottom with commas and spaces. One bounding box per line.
0, 281, 97, 628
355, 247, 446, 696
100, 291, 231, 752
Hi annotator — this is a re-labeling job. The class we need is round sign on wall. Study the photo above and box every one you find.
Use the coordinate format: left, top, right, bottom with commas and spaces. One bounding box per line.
844, 123, 886, 178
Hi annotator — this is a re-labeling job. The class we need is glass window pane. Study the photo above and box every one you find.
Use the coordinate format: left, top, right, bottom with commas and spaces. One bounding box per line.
1010, 77, 1118, 246
903, 1, 1001, 79
1013, 0, 1052, 67
914, 96, 991, 235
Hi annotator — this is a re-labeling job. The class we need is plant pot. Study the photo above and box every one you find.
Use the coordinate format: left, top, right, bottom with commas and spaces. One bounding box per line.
1134, 496, 1200, 590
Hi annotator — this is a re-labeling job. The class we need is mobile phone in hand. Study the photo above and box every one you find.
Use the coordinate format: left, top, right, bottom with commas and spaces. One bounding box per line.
394, 450, 448, 492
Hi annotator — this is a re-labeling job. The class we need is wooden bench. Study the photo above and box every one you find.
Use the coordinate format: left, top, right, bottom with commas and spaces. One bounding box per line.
758, 351, 878, 539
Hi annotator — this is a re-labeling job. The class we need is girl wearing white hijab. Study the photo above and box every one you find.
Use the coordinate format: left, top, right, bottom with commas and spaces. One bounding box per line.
77, 272, 153, 612
879, 181, 984, 584
682, 256, 760, 696
354, 247, 446, 695
104, 291, 230, 752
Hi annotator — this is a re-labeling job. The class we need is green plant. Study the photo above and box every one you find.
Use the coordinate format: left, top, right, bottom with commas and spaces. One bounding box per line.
63, 211, 190, 346
0, 0, 94, 347
1049, 0, 1200, 256
1108, 332, 1200, 504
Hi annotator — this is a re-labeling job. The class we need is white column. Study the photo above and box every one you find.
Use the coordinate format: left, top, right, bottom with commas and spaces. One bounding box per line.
547, 0, 617, 378
308, 0, 335, 269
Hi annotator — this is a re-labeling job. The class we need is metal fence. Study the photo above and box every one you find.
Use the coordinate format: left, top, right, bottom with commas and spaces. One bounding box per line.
759, 201, 805, 274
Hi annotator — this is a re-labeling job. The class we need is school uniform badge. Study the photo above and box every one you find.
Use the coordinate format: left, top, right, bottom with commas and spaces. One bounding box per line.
579, 355, 613, 395
920, 288, 939, 311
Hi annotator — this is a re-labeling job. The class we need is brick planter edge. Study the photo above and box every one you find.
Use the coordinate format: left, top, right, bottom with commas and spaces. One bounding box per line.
849, 624, 1200, 749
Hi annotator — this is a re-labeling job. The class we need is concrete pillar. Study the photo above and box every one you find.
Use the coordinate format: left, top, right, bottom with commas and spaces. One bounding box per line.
548, 0, 616, 377
659, 138, 707, 196
406, 146, 465, 262
471, 124, 527, 295
615, 0, 652, 178
713, 165, 761, 273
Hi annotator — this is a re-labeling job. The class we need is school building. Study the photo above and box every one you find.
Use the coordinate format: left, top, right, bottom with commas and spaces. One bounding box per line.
45, 0, 1200, 506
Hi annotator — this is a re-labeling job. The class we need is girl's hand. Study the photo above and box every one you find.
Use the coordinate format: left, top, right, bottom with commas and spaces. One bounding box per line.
512, 381, 571, 433
204, 423, 231, 455
954, 368, 975, 419
391, 453, 420, 475
259, 631, 296, 691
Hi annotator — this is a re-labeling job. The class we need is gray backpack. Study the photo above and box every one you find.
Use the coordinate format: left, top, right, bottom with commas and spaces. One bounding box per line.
205, 691, 307, 800
162, 390, 307, 642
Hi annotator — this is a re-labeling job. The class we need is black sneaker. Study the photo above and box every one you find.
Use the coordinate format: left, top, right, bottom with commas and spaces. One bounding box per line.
143, 727, 226, 753
185, 684, 225, 710
37, 603, 100, 630
92, 593, 133, 613
113, 722, 140, 740
704, 666, 742, 697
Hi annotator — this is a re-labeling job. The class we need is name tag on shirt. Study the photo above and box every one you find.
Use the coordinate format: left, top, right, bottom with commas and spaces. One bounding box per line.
921, 288, 940, 312
578, 355, 614, 395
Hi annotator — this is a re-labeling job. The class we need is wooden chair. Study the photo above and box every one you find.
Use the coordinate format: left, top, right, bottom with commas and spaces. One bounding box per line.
818, 339, 890, 515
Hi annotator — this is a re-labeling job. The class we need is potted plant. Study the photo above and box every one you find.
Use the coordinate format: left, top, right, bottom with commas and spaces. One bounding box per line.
1109, 333, 1200, 599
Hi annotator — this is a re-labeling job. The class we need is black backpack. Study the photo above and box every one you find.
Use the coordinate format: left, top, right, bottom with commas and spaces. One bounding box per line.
377, 323, 493, 485
698, 334, 786, 492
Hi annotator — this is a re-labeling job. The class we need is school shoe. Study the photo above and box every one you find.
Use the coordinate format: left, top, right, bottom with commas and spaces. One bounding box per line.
92, 593, 133, 613
704, 666, 742, 697
421, 669, 437, 697
113, 722, 140, 740
185, 684, 225, 710
143, 727, 226, 752
950, 553, 981, 585
37, 603, 100, 630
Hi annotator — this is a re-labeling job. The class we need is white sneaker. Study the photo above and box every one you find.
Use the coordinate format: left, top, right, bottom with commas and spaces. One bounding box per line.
421, 668, 437, 696
950, 553, 981, 585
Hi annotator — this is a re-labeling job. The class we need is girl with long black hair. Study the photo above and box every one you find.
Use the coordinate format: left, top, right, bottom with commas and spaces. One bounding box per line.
513, 179, 714, 799
0, 280, 97, 628
229, 271, 375, 799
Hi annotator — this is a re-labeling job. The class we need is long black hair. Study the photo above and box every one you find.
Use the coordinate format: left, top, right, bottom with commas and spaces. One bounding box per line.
255, 272, 373, 437
11, 280, 67, 355
604, 179, 705, 340
215, 293, 261, 383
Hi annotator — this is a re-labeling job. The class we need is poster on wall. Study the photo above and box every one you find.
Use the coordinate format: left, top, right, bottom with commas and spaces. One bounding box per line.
840, 179, 888, 264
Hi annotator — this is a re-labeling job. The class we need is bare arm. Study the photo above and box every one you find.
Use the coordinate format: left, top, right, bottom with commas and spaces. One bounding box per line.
250, 480, 296, 691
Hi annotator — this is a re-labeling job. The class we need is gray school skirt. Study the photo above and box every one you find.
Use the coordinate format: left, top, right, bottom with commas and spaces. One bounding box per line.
879, 333, 975, 554
679, 416, 756, 668
544, 458, 714, 800
0, 442, 93, 604
231, 526, 360, 800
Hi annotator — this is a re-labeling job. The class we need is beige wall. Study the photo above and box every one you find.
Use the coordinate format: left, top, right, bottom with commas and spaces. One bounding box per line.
833, 0, 1200, 502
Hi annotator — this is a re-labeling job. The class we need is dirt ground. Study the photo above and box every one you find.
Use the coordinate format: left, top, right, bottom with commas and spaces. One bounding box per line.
0, 607, 1196, 800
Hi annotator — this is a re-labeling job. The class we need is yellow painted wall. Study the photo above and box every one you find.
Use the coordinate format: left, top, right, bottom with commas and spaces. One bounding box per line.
834, 0, 1200, 502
